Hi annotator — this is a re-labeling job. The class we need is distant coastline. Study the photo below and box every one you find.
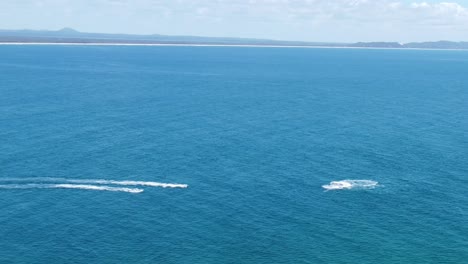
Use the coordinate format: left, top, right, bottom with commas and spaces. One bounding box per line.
1, 28, 468, 50
1, 42, 466, 52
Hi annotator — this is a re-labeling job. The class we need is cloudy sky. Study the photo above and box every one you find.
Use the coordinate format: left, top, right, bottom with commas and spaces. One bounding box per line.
1, 0, 468, 42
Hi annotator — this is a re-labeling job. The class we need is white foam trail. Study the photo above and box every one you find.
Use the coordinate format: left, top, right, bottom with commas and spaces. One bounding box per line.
0, 178, 188, 188
322, 180, 378, 191
53, 184, 144, 193
0, 183, 143, 193
70, 179, 188, 189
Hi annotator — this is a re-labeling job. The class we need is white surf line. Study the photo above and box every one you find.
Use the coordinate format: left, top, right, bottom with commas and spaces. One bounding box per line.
0, 183, 143, 193
0, 42, 464, 52
0, 177, 188, 188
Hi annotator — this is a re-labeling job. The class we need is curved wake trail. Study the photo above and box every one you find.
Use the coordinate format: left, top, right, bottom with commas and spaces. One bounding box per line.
0, 183, 143, 193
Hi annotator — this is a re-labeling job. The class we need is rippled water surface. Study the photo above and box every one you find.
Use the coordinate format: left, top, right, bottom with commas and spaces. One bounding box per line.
1, 46, 467, 263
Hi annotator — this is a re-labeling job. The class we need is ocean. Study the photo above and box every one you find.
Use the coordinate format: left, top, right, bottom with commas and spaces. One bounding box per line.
0, 45, 467, 263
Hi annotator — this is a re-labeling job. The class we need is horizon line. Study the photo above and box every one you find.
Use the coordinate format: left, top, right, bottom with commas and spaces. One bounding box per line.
1, 42, 468, 52
1, 27, 468, 45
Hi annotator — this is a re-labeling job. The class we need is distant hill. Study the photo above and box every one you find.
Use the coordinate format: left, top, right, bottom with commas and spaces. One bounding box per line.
0, 28, 340, 47
1, 28, 468, 50
403, 41, 468, 49
349, 42, 403, 48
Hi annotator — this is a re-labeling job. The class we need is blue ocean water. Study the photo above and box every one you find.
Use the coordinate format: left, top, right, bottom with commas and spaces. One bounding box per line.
0, 45, 467, 263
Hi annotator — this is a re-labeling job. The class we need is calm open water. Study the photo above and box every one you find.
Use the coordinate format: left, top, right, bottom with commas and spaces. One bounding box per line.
0, 46, 467, 263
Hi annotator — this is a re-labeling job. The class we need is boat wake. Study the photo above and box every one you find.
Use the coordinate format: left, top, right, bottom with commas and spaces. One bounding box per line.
0, 183, 143, 193
0, 177, 188, 194
322, 180, 378, 191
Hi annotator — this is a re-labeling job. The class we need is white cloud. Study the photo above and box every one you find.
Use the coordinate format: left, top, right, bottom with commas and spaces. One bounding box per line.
0, 0, 467, 42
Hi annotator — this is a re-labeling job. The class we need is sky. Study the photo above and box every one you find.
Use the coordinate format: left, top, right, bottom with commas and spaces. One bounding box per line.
1, 0, 468, 42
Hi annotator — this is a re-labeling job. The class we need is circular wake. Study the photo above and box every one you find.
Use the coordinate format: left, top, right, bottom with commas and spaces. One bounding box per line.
322, 180, 378, 191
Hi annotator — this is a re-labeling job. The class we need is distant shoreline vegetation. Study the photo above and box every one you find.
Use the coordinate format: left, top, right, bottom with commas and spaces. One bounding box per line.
1, 28, 468, 50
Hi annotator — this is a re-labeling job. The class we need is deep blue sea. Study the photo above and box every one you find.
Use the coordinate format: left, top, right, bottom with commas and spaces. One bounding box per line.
1, 45, 467, 263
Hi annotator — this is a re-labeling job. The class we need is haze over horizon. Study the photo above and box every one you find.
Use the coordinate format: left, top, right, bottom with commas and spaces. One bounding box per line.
1, 0, 468, 43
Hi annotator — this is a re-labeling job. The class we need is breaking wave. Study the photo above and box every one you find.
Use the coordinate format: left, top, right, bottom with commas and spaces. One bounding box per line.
322, 180, 378, 191
0, 184, 143, 193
